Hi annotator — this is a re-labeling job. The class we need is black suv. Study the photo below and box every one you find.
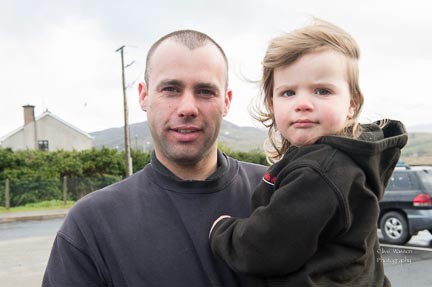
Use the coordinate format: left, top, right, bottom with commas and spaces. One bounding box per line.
379, 164, 432, 245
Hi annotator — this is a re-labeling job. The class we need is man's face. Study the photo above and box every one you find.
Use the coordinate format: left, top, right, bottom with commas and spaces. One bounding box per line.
139, 40, 231, 167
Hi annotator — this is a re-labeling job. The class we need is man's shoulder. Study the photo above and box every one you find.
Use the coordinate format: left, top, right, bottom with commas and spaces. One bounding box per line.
238, 160, 267, 173
226, 156, 267, 185
67, 167, 152, 217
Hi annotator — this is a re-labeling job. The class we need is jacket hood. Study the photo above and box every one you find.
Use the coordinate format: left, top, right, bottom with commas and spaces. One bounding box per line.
318, 120, 408, 199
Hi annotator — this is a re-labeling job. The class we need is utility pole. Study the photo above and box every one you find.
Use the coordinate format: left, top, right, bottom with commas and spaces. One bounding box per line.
116, 45, 133, 177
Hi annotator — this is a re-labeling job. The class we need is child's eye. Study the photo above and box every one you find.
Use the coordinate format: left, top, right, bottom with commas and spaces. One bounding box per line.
282, 90, 295, 97
315, 88, 331, 96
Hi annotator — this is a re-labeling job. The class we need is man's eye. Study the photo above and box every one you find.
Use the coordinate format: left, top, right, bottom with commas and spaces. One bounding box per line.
315, 88, 330, 95
162, 87, 179, 93
197, 89, 214, 96
282, 90, 295, 97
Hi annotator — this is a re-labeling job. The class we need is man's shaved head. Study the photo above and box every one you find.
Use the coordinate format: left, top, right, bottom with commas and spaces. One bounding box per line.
144, 30, 229, 88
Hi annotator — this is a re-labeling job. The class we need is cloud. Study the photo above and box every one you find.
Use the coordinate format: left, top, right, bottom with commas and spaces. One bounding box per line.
1, 0, 432, 137
0, 14, 123, 135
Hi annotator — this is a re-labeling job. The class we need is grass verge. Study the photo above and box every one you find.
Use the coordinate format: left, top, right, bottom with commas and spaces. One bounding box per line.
0, 200, 75, 213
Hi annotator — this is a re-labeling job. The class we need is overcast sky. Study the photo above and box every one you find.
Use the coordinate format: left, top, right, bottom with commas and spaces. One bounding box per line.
1, 0, 431, 137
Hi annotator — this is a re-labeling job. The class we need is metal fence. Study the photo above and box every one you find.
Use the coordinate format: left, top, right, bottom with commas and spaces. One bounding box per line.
1, 175, 122, 208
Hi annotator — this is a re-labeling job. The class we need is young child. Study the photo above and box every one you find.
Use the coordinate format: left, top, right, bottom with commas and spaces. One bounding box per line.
209, 19, 407, 286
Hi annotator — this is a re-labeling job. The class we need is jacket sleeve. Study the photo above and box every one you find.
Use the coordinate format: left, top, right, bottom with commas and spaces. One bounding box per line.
209, 166, 345, 276
42, 221, 107, 286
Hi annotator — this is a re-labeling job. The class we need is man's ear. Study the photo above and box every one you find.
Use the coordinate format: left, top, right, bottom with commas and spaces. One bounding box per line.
138, 82, 148, 112
222, 89, 233, 117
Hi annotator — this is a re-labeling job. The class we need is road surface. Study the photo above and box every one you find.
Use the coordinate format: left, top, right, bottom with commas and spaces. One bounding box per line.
0, 219, 61, 287
1, 219, 432, 286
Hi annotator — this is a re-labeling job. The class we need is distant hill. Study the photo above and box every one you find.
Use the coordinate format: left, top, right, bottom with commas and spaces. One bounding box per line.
90, 120, 267, 152
401, 124, 432, 159
89, 121, 432, 161
403, 133, 432, 157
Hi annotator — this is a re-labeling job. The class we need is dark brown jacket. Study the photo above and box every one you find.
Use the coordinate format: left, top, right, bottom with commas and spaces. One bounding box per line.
210, 120, 408, 286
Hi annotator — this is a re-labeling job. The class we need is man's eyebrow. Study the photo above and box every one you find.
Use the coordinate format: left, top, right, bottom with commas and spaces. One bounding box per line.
156, 79, 184, 89
194, 83, 220, 92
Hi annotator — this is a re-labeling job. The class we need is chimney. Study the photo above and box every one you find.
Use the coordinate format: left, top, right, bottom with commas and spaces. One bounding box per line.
23, 105, 35, 126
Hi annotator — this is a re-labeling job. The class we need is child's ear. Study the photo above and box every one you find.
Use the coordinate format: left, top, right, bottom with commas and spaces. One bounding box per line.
348, 97, 358, 119
348, 105, 355, 119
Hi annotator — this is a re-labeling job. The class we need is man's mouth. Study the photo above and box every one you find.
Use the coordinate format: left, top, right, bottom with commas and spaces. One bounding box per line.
169, 126, 202, 142
176, 129, 197, 134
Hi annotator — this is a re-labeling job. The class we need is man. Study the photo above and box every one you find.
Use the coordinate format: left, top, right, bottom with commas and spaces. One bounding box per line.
43, 30, 266, 287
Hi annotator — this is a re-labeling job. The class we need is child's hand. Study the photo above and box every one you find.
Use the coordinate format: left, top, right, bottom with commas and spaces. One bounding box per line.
209, 215, 231, 239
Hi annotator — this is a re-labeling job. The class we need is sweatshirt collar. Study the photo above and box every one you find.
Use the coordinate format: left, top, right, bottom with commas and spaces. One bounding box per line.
144, 150, 237, 193
150, 150, 229, 181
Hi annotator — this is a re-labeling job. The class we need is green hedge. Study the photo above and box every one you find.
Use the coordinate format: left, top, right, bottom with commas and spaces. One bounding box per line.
0, 147, 133, 206
0, 147, 267, 206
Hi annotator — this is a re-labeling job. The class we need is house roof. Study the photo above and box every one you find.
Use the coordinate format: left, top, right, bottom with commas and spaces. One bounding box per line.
0, 111, 94, 142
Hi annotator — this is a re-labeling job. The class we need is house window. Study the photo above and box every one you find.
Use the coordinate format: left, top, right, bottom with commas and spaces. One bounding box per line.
38, 140, 49, 151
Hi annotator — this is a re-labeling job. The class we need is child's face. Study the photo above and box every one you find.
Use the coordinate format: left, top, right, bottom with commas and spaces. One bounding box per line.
272, 49, 355, 147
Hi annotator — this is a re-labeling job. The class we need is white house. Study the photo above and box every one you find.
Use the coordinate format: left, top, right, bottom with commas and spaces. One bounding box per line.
0, 105, 93, 151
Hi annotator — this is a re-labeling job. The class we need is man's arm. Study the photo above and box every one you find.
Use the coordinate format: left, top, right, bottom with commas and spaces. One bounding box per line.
43, 227, 106, 286
42, 233, 106, 287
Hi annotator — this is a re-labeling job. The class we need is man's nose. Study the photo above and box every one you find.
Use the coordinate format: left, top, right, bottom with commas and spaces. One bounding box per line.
177, 91, 198, 118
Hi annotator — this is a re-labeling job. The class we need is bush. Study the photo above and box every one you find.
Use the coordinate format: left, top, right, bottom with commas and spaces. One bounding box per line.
227, 150, 269, 166
132, 150, 151, 172
0, 147, 266, 206
1, 167, 61, 206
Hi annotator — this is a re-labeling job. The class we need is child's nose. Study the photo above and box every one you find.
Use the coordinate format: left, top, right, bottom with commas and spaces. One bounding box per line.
294, 96, 314, 112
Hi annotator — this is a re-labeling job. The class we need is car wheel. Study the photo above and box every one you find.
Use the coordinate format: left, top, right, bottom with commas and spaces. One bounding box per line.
380, 211, 412, 245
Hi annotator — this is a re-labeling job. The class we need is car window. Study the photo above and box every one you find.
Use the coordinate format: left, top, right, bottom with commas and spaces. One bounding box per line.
418, 170, 432, 191
387, 171, 414, 191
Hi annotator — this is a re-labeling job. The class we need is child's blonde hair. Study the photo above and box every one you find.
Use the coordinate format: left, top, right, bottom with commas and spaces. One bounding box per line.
253, 19, 364, 162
